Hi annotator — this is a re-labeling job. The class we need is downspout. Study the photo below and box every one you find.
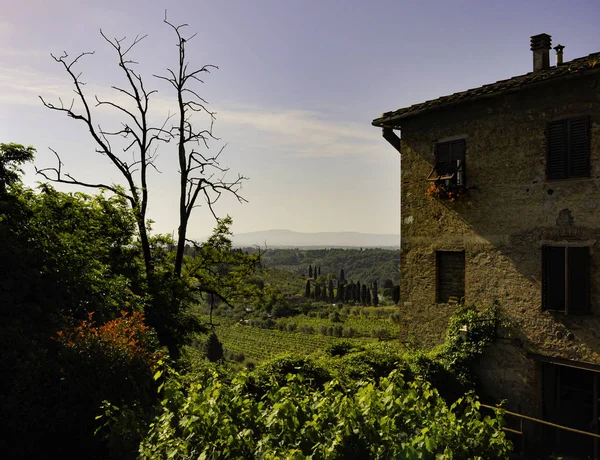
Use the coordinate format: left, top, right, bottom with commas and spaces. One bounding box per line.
381, 126, 405, 342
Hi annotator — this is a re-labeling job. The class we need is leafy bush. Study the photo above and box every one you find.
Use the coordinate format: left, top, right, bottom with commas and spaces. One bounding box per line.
329, 311, 343, 322
335, 342, 407, 381
342, 326, 357, 338
405, 303, 499, 402
325, 340, 360, 357
246, 355, 332, 395
204, 332, 224, 362
55, 310, 160, 458
299, 325, 315, 334
139, 366, 511, 459
371, 327, 392, 340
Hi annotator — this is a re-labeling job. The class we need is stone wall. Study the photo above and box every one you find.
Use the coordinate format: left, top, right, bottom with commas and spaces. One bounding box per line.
398, 71, 600, 417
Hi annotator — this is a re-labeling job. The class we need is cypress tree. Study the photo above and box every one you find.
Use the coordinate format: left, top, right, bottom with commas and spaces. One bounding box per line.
339, 268, 345, 283
361, 284, 367, 305
315, 283, 321, 299
355, 281, 361, 302
328, 279, 334, 301
309, 265, 313, 278
338, 284, 345, 304
206, 332, 224, 362
373, 281, 379, 307
392, 285, 400, 305
383, 279, 393, 297
321, 285, 327, 301
305, 279, 311, 298
318, 266, 321, 276
366, 288, 371, 306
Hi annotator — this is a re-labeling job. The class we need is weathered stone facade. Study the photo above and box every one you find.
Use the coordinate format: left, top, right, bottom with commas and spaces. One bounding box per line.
374, 48, 600, 457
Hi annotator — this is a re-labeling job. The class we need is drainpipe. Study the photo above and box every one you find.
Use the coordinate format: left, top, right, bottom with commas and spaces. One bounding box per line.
382, 127, 401, 154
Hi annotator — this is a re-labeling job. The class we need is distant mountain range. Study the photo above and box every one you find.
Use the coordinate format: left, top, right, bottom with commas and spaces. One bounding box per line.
217, 229, 400, 248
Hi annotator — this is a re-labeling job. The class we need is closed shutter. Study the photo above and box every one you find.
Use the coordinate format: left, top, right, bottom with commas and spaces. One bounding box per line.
437, 251, 465, 303
568, 117, 590, 178
449, 139, 466, 180
434, 142, 452, 177
547, 120, 567, 180
567, 246, 590, 313
543, 246, 566, 311
450, 139, 466, 163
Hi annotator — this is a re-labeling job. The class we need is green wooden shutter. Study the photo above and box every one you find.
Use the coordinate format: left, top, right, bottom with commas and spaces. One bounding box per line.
567, 246, 590, 313
450, 139, 466, 181
450, 139, 466, 163
437, 251, 465, 303
434, 142, 452, 177
543, 246, 566, 311
547, 120, 567, 180
568, 117, 590, 178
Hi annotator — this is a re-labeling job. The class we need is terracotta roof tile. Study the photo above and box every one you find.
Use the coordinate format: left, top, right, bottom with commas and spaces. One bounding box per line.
373, 52, 600, 127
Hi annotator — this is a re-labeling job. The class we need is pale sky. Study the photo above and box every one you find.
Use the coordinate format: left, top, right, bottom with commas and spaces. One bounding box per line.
2, 0, 599, 237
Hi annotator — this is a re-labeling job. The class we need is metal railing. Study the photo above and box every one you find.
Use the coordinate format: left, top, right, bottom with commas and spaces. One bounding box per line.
481, 403, 600, 457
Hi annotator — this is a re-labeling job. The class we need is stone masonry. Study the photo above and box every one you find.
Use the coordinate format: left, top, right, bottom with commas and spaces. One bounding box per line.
373, 41, 600, 455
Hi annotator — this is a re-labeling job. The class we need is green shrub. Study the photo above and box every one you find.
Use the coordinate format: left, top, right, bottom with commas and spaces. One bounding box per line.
205, 332, 224, 362
371, 328, 392, 340
342, 326, 357, 338
139, 366, 512, 459
299, 325, 315, 334
337, 342, 406, 381
247, 354, 332, 395
329, 311, 343, 322
325, 340, 357, 357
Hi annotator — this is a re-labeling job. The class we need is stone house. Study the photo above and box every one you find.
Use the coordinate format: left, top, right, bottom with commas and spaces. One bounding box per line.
372, 34, 600, 458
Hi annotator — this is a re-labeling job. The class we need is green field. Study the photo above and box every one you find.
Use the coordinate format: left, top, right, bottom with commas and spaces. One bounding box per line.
276, 307, 399, 337
203, 306, 400, 365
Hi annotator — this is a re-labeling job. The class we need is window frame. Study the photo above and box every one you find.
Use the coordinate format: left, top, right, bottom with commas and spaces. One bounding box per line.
427, 139, 467, 186
546, 116, 591, 181
436, 250, 466, 304
541, 245, 590, 314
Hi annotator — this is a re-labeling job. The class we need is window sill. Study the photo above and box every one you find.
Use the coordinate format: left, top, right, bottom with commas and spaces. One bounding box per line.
543, 309, 591, 315
544, 176, 593, 185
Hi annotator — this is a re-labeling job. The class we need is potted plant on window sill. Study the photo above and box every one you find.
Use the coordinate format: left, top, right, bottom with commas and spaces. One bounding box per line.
425, 181, 474, 202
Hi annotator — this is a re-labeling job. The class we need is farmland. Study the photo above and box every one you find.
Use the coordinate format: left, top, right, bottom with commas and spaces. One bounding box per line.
200, 305, 401, 366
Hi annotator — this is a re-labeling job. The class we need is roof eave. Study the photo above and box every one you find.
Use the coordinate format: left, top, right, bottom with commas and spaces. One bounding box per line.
372, 64, 600, 128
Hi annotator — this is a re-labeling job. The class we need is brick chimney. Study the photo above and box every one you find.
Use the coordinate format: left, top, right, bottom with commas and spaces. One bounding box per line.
554, 44, 565, 65
530, 33, 552, 71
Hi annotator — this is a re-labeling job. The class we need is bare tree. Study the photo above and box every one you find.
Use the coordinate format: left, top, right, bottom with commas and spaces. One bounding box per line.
156, 17, 247, 277
38, 13, 246, 281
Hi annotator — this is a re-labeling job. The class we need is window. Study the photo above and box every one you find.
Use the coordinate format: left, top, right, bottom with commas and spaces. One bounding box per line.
436, 251, 465, 303
427, 139, 466, 185
547, 116, 590, 180
542, 361, 599, 458
542, 246, 590, 313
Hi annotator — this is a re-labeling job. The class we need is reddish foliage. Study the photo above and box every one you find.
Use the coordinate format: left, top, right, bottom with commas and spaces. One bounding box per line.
56, 310, 161, 371
425, 182, 469, 202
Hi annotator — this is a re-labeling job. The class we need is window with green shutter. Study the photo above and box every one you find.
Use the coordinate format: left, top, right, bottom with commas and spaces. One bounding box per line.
436, 251, 465, 303
546, 116, 590, 180
427, 139, 466, 186
542, 246, 590, 313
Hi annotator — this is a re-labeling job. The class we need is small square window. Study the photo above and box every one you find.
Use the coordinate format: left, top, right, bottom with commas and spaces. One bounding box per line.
547, 116, 590, 180
436, 251, 465, 303
428, 139, 466, 186
542, 246, 590, 313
